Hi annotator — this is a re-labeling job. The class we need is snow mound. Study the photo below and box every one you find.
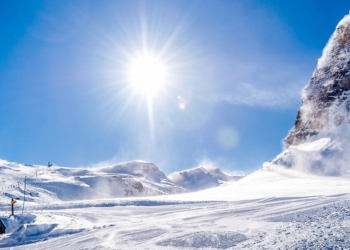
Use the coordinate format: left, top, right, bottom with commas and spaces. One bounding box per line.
169, 167, 219, 191
168, 167, 242, 191
0, 212, 86, 248
0, 214, 36, 234
100, 160, 170, 183
268, 137, 350, 176
205, 167, 243, 182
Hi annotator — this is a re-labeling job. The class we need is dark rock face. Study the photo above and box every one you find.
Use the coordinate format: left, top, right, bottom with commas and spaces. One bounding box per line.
285, 14, 350, 148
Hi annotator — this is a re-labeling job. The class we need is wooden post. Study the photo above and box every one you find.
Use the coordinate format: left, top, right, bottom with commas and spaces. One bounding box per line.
11, 199, 16, 216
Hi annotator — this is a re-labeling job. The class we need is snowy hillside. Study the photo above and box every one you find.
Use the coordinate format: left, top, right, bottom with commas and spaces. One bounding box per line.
269, 137, 350, 176
1, 166, 350, 249
205, 167, 243, 182
168, 167, 243, 191
0, 160, 187, 205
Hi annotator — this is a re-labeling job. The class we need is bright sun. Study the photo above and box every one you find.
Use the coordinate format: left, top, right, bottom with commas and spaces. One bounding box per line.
127, 53, 168, 97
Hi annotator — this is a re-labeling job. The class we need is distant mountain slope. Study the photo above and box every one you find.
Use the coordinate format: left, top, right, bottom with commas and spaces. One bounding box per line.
168, 167, 243, 192
0, 160, 187, 205
205, 167, 243, 182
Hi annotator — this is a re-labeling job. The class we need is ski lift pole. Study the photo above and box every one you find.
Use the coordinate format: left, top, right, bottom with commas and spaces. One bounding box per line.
21, 176, 27, 215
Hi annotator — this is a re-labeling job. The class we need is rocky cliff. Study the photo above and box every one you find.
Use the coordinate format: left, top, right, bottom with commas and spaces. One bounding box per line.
285, 14, 350, 147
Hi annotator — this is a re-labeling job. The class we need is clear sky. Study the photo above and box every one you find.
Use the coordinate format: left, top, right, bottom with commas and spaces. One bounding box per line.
1, 0, 349, 174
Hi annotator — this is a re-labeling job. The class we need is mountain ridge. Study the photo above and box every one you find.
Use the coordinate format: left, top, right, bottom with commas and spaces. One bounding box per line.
0, 159, 241, 204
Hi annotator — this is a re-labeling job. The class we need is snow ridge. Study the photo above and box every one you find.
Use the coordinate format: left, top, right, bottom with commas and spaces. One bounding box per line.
0, 160, 187, 205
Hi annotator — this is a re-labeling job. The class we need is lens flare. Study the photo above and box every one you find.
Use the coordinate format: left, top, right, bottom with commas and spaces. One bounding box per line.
217, 126, 239, 150
177, 95, 187, 110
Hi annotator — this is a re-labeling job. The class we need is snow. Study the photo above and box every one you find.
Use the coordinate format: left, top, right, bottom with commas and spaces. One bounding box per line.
168, 167, 220, 191
1, 186, 350, 249
285, 12, 350, 148
168, 166, 242, 191
0, 160, 187, 204
1, 138, 350, 249
1, 156, 350, 249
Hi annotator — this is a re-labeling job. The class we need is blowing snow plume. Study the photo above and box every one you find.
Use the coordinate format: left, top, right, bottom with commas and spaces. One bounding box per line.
285, 13, 350, 147
271, 13, 350, 175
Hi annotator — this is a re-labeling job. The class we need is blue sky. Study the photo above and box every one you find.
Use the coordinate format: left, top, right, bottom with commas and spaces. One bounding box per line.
0, 0, 349, 174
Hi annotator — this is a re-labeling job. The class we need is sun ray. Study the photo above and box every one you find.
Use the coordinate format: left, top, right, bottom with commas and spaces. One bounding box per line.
147, 96, 155, 147
89, 7, 197, 151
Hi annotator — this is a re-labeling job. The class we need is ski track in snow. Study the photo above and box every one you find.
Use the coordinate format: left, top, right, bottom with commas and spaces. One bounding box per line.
1, 193, 350, 249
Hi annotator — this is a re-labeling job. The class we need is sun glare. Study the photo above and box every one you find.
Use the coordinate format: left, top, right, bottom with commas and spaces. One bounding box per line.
127, 54, 168, 97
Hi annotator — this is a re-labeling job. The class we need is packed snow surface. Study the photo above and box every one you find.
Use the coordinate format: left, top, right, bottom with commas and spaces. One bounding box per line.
1, 134, 350, 249
1, 161, 350, 249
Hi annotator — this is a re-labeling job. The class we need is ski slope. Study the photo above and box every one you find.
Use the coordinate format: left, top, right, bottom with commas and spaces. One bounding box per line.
1, 131, 350, 249
1, 164, 350, 249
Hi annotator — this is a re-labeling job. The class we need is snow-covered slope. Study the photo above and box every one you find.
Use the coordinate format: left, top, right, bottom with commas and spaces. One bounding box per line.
1, 166, 350, 249
205, 167, 243, 182
99, 161, 171, 183
168, 167, 243, 191
268, 137, 350, 176
0, 160, 186, 204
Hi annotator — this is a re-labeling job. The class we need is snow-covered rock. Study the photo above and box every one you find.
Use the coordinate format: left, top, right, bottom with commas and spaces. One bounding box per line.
272, 13, 350, 176
99, 160, 170, 183
285, 13, 350, 147
168, 167, 242, 191
0, 160, 186, 204
205, 167, 243, 182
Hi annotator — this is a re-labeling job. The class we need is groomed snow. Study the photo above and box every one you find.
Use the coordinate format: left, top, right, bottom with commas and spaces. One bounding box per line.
2, 112, 350, 249
1, 163, 350, 249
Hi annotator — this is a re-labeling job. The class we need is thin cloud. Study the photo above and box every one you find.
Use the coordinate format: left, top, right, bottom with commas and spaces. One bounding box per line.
212, 82, 302, 108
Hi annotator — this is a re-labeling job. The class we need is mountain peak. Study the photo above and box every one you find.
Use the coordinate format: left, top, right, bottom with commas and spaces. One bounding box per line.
285, 13, 350, 148
168, 166, 243, 191
335, 14, 350, 45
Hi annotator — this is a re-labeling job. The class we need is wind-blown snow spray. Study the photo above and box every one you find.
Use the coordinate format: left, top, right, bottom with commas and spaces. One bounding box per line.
270, 13, 350, 176
285, 13, 350, 148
